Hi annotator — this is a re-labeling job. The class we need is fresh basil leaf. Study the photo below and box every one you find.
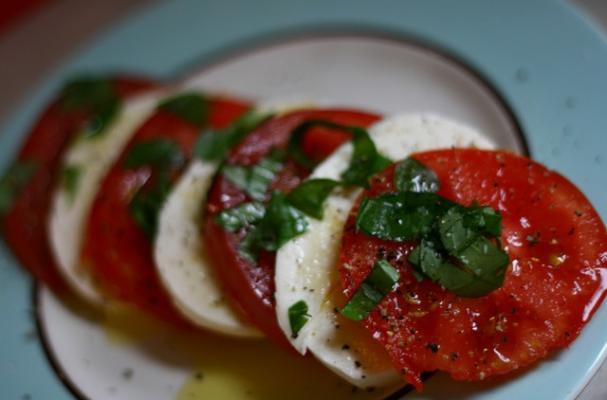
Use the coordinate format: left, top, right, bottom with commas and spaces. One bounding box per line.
0, 160, 37, 214
215, 201, 265, 232
287, 119, 390, 186
410, 213, 509, 297
341, 259, 400, 321
59, 77, 121, 138
394, 157, 439, 193
464, 204, 502, 237
288, 300, 311, 338
238, 224, 261, 263
456, 236, 509, 288
80, 100, 120, 139
286, 178, 340, 219
222, 150, 284, 201
123, 138, 185, 169
287, 119, 329, 169
158, 93, 208, 127
340, 128, 391, 187
407, 239, 447, 282
61, 165, 81, 202
59, 77, 114, 110
254, 191, 308, 251
238, 192, 308, 261
356, 192, 453, 242
195, 110, 272, 162
129, 172, 172, 238
438, 206, 479, 254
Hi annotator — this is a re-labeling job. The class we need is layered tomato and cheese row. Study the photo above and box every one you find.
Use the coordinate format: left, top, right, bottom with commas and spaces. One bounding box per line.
1, 76, 605, 395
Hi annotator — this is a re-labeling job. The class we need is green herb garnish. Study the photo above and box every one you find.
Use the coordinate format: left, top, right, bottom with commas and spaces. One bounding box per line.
125, 138, 185, 237
394, 158, 439, 193
287, 119, 390, 187
288, 300, 311, 338
61, 165, 81, 201
123, 138, 185, 169
222, 150, 285, 201
215, 201, 265, 232
356, 192, 454, 242
341, 259, 400, 321
59, 77, 121, 139
129, 172, 172, 238
239, 192, 308, 261
194, 110, 272, 162
356, 157, 509, 298
286, 178, 340, 219
0, 160, 37, 214
158, 93, 208, 127
340, 128, 391, 187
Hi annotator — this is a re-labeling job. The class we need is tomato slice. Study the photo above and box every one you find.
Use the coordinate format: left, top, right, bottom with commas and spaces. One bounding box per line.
339, 149, 607, 390
2, 76, 155, 292
83, 97, 250, 323
203, 109, 380, 347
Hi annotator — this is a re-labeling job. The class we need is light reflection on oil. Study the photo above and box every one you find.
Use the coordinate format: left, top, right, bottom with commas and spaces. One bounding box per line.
99, 302, 397, 400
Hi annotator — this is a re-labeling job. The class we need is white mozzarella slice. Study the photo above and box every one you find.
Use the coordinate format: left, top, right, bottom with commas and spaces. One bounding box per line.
48, 90, 166, 303
154, 160, 262, 338
153, 101, 319, 336
275, 113, 497, 388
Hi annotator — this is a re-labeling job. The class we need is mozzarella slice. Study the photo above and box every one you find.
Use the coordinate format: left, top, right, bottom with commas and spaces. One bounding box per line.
275, 113, 498, 388
153, 101, 320, 337
48, 90, 166, 303
154, 160, 262, 338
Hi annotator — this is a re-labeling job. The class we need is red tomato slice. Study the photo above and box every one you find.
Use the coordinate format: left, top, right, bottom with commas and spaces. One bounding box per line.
339, 149, 607, 390
83, 97, 250, 324
203, 109, 380, 347
2, 76, 155, 292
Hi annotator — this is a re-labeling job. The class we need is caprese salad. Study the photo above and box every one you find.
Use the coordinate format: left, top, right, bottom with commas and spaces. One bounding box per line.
1, 74, 606, 398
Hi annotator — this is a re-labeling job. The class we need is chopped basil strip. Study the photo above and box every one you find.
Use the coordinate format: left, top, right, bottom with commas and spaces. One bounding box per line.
357, 156, 509, 297
158, 93, 208, 127
123, 138, 185, 169
215, 201, 265, 232
125, 138, 185, 237
238, 192, 308, 261
356, 192, 454, 242
59, 78, 113, 109
222, 150, 284, 201
287, 119, 391, 182
59, 77, 121, 138
394, 158, 439, 193
340, 128, 391, 187
194, 110, 272, 162
0, 160, 37, 214
341, 259, 400, 321
287, 119, 330, 169
408, 237, 508, 297
288, 300, 311, 338
61, 165, 81, 201
286, 178, 340, 219
129, 172, 172, 238
464, 203, 502, 237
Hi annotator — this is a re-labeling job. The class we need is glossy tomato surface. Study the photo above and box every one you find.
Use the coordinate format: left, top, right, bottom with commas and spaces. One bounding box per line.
204, 109, 380, 347
339, 149, 607, 390
2, 76, 155, 292
83, 97, 250, 323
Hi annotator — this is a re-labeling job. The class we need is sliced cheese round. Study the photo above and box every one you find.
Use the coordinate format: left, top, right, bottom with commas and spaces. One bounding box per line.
153, 101, 321, 337
275, 113, 498, 388
48, 90, 166, 303
154, 160, 262, 338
